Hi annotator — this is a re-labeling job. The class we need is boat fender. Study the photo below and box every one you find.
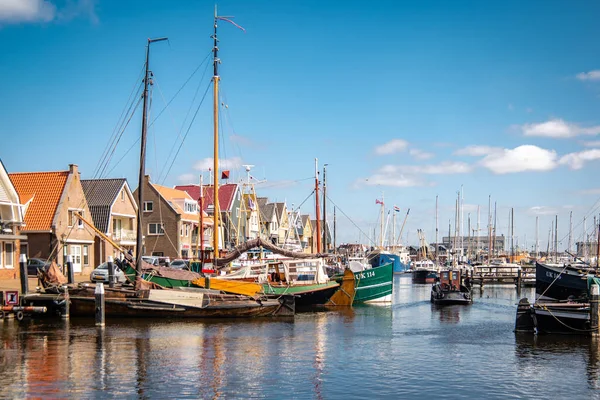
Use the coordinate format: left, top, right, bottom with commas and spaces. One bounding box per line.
16, 311, 24, 321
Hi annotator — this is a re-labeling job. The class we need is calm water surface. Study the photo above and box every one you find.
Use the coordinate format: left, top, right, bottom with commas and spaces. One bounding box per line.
1, 276, 600, 399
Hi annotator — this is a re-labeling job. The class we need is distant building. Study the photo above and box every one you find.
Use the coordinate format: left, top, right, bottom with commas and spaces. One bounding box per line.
576, 241, 599, 258
441, 235, 505, 253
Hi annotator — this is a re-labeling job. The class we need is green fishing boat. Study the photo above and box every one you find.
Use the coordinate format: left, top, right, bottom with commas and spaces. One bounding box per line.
338, 262, 393, 304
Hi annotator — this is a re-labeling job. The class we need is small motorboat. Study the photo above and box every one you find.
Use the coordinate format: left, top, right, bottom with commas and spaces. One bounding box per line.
431, 269, 472, 305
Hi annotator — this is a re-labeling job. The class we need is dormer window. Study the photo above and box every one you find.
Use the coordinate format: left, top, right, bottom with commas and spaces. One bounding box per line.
184, 200, 198, 214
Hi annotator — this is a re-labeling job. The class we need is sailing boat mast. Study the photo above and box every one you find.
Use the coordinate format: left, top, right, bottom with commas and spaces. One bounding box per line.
322, 164, 328, 252
212, 8, 221, 260
136, 37, 167, 280
435, 195, 439, 265
314, 158, 322, 253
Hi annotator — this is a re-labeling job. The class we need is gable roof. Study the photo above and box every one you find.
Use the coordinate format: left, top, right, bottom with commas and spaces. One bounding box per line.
174, 183, 238, 212
81, 178, 127, 233
9, 171, 69, 231
274, 202, 286, 223
0, 159, 19, 205
260, 203, 276, 223
151, 183, 208, 222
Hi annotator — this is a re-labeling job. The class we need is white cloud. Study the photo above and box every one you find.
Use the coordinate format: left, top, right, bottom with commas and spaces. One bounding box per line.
0, 0, 55, 22
522, 119, 600, 138
478, 145, 558, 174
374, 139, 408, 155
409, 149, 434, 160
558, 149, 600, 170
193, 157, 243, 171
177, 173, 196, 183
454, 145, 500, 157
0, 0, 98, 24
528, 206, 558, 216
582, 140, 600, 147
576, 70, 600, 81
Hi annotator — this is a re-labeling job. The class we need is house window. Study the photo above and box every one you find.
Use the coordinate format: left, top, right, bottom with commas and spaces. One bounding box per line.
143, 201, 153, 212
148, 223, 164, 235
236, 207, 239, 218
68, 210, 84, 228
185, 224, 190, 237
121, 190, 125, 201
83, 245, 89, 266
0, 242, 3, 267
184, 201, 197, 213
4, 243, 13, 268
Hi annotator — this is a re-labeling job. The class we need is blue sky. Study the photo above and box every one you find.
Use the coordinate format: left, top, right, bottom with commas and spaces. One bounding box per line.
1, 0, 600, 251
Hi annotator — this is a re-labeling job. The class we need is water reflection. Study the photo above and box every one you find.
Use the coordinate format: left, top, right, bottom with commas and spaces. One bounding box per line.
515, 334, 600, 390
431, 304, 461, 323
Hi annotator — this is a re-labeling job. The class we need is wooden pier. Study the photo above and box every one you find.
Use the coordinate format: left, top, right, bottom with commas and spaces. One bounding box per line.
471, 264, 535, 288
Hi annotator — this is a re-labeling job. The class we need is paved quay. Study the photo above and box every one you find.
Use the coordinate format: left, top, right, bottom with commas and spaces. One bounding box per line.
0, 275, 89, 293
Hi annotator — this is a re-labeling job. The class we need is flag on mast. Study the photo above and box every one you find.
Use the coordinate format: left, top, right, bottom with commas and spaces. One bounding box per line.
394, 205, 400, 212
376, 199, 384, 205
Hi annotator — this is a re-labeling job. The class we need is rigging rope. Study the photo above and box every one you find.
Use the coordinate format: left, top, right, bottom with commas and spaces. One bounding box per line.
325, 194, 377, 247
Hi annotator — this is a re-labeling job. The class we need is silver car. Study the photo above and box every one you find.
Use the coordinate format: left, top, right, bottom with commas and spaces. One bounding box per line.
90, 262, 127, 283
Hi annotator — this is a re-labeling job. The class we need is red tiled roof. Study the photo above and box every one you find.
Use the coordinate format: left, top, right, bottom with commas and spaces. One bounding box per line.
174, 183, 238, 212
9, 171, 69, 231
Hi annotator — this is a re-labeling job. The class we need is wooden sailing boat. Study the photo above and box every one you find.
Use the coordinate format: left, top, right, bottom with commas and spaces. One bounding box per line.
64, 15, 294, 318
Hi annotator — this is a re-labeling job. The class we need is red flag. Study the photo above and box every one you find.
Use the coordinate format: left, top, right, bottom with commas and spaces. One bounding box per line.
376, 199, 384, 205
221, 170, 230, 179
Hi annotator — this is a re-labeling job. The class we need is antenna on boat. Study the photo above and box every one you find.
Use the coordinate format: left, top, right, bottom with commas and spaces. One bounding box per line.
135, 36, 167, 284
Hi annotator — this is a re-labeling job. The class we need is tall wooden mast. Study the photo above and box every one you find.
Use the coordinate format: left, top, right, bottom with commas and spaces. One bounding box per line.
212, 6, 221, 260
136, 37, 167, 281
314, 158, 321, 253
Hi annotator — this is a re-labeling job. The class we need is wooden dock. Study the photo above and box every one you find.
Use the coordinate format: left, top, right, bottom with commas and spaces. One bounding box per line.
470, 264, 535, 288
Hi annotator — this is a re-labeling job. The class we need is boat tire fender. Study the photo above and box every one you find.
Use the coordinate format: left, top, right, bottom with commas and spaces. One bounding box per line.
16, 311, 24, 321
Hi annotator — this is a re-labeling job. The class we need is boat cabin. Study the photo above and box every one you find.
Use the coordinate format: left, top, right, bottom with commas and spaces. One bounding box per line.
439, 270, 461, 291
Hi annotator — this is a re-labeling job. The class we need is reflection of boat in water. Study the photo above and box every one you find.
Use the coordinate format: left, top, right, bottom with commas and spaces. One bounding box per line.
430, 270, 472, 305
432, 303, 461, 323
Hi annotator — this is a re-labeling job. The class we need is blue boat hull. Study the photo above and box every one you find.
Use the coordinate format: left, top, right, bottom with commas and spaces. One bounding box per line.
369, 253, 410, 274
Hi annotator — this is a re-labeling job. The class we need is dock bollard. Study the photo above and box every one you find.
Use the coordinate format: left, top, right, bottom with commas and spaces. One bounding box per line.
66, 255, 74, 284
591, 284, 599, 336
95, 282, 105, 327
62, 289, 70, 319
107, 256, 115, 289
19, 254, 28, 296
517, 268, 522, 289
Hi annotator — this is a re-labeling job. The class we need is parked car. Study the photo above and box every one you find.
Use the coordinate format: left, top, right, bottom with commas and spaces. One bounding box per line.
141, 256, 159, 266
170, 259, 190, 270
27, 258, 51, 276
157, 256, 171, 267
89, 262, 127, 283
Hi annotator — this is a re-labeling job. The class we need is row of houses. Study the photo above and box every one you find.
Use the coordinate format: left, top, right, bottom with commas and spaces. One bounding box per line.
0, 161, 331, 279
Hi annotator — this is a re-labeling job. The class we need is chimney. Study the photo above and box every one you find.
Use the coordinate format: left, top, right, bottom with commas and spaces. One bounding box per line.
69, 164, 78, 174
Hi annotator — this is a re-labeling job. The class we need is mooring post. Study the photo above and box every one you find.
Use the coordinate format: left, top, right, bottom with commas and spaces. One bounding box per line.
66, 255, 74, 284
19, 254, 28, 296
108, 256, 115, 288
95, 282, 105, 327
62, 289, 70, 319
517, 267, 522, 288
591, 284, 599, 336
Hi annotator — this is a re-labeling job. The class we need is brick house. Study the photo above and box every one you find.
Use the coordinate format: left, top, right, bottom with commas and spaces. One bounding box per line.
0, 159, 26, 280
81, 178, 137, 265
134, 176, 212, 259
9, 164, 96, 274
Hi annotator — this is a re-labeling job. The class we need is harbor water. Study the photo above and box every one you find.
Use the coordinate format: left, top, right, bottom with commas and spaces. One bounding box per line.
2, 275, 600, 399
